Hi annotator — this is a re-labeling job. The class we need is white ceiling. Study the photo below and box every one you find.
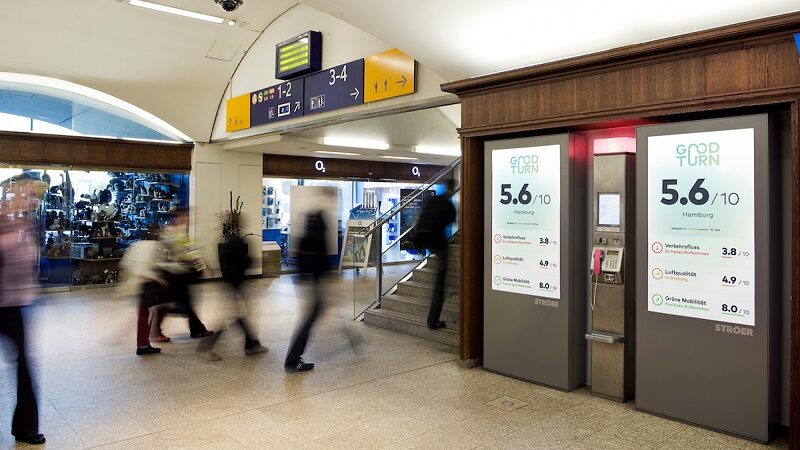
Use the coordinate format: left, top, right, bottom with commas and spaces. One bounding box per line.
301, 0, 800, 80
0, 1, 798, 144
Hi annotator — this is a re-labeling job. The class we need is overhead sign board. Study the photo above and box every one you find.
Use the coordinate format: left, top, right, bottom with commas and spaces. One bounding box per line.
275, 31, 322, 80
491, 145, 561, 298
304, 59, 365, 115
364, 48, 416, 103
250, 79, 304, 127
647, 128, 756, 325
225, 93, 251, 132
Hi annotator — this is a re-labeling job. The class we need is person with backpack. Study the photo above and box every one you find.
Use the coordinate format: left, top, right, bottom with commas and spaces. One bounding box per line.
414, 179, 457, 330
284, 210, 328, 373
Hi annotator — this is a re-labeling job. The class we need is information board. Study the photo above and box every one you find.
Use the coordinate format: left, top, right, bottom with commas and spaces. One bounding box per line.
304, 59, 364, 115
250, 79, 304, 126
275, 31, 322, 80
491, 146, 560, 298
647, 128, 755, 326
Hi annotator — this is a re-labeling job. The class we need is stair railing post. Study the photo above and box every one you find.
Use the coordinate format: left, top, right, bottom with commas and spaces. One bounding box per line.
376, 223, 383, 303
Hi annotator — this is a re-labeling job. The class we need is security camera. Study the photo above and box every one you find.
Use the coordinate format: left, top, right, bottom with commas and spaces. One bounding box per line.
215, 0, 243, 12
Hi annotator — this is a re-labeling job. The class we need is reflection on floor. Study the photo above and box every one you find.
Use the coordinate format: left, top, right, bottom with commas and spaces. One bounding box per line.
0, 275, 788, 449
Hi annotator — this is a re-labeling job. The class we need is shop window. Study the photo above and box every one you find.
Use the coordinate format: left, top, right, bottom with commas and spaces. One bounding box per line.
0, 166, 189, 289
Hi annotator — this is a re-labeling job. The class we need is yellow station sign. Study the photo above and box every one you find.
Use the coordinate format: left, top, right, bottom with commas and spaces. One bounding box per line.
225, 93, 251, 132
364, 48, 416, 103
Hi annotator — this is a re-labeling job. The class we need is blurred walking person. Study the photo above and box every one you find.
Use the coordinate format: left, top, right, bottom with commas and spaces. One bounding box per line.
121, 226, 172, 356
284, 210, 328, 372
151, 208, 213, 340
0, 214, 45, 444
414, 179, 456, 330
197, 205, 267, 361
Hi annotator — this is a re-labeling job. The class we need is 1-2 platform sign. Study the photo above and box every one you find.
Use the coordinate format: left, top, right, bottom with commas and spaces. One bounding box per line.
251, 79, 304, 126
304, 59, 364, 115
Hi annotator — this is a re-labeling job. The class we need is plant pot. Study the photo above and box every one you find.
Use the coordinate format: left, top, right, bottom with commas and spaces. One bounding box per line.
218, 240, 249, 285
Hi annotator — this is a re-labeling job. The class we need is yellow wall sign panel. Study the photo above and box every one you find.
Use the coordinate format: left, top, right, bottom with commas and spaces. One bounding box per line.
226, 93, 251, 132
364, 48, 416, 103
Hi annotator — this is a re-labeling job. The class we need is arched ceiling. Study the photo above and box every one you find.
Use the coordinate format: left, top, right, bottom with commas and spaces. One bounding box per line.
0, 0, 297, 141
301, 0, 800, 80
0, 1, 798, 143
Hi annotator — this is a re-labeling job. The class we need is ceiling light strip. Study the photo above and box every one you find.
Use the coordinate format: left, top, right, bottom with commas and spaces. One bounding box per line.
129, 0, 224, 24
314, 150, 361, 156
381, 155, 418, 160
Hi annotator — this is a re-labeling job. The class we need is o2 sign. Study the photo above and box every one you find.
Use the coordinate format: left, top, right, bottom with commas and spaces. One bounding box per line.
315, 160, 326, 173
412, 166, 420, 178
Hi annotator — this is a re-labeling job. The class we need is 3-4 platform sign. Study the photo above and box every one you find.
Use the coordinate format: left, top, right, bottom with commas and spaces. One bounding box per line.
647, 129, 755, 326
304, 59, 364, 115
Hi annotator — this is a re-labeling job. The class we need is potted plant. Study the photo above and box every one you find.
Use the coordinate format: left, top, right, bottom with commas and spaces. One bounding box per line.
218, 191, 255, 285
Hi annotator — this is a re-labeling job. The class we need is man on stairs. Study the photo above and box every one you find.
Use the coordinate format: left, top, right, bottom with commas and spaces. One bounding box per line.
415, 178, 456, 330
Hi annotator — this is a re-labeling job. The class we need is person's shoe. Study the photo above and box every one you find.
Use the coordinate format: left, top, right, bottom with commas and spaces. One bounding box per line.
136, 346, 161, 356
285, 359, 314, 373
150, 334, 171, 343
245, 344, 269, 355
428, 321, 446, 330
198, 350, 221, 361
14, 434, 46, 445
191, 330, 214, 338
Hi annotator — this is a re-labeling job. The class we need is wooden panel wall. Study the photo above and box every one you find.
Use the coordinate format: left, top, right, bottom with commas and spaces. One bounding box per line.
459, 137, 484, 362
0, 131, 193, 171
792, 100, 800, 447
443, 12, 800, 446
446, 14, 800, 136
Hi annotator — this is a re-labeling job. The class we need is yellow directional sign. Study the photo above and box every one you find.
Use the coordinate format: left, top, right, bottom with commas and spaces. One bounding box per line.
364, 48, 416, 103
225, 93, 251, 132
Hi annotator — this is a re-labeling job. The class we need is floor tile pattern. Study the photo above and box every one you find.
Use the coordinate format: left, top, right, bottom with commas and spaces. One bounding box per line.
0, 274, 789, 449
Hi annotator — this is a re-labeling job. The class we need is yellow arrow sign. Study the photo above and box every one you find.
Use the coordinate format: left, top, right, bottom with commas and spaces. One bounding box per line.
364, 48, 416, 103
226, 93, 251, 132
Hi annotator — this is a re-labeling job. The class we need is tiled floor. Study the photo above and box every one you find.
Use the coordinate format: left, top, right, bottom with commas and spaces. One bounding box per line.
0, 274, 789, 449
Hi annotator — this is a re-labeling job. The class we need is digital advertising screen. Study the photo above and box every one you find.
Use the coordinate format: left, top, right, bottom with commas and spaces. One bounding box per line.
490, 145, 561, 299
647, 128, 755, 326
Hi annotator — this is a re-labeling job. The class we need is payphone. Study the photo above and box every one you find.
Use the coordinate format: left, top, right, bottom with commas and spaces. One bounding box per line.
585, 153, 635, 401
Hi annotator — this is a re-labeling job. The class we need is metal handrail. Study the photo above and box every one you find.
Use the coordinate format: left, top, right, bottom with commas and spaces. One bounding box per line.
361, 158, 460, 237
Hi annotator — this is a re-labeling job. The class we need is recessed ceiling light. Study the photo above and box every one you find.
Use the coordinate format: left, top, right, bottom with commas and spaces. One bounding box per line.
227, 20, 237, 26
314, 150, 361, 156
381, 155, 418, 161
129, 0, 225, 24
414, 145, 461, 156
323, 137, 389, 150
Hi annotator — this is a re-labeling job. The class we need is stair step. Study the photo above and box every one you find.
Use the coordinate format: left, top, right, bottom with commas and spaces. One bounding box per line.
396, 280, 460, 302
380, 294, 460, 325
363, 308, 458, 346
411, 267, 460, 287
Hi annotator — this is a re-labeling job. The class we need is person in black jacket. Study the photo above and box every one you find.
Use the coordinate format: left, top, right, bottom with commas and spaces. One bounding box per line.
416, 179, 456, 329
284, 210, 328, 372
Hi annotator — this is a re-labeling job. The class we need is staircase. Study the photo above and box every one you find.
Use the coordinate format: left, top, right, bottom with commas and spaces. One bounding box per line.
363, 235, 460, 346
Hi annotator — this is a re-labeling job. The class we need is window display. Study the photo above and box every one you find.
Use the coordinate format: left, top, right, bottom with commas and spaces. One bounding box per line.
0, 167, 189, 288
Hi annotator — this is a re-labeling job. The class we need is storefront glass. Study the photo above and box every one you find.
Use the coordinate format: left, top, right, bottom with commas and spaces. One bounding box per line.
0, 165, 189, 289
262, 177, 438, 271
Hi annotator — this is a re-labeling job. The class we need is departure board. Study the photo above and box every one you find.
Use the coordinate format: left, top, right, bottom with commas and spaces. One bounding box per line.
275, 31, 322, 80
